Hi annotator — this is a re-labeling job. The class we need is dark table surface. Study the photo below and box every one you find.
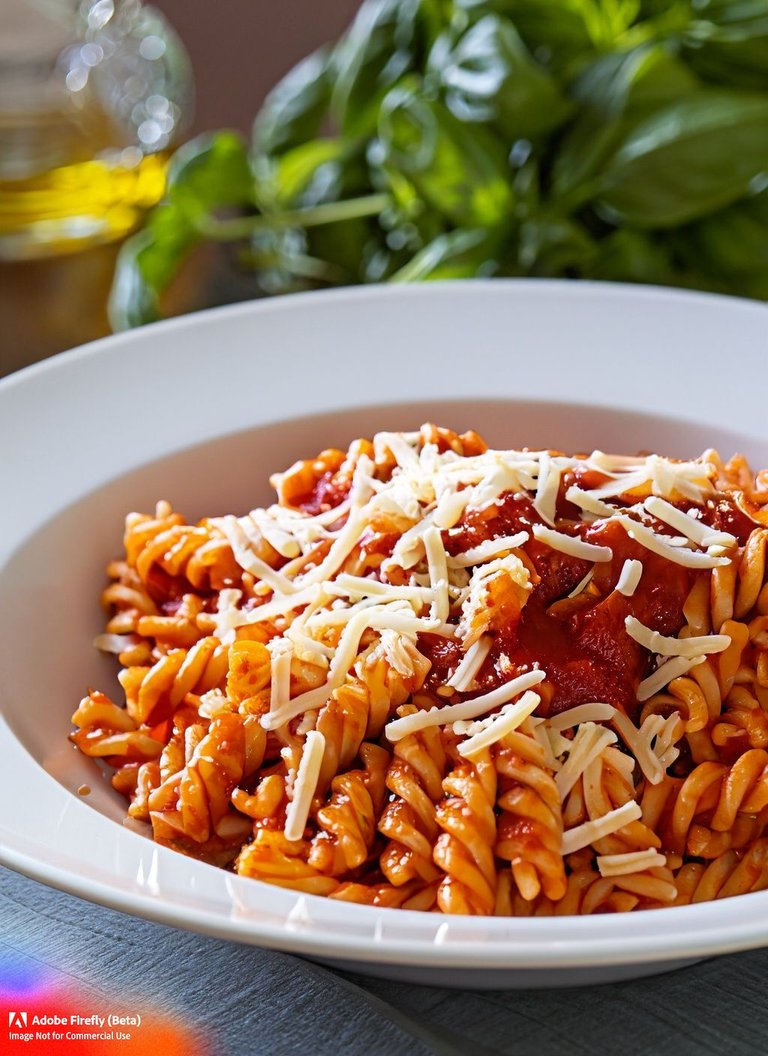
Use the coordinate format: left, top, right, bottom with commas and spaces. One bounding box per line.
2, 863, 768, 1056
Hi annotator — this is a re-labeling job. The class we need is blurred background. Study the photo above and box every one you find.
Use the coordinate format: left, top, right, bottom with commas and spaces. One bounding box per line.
156, 1, 361, 135
0, 0, 360, 375
3, 0, 767, 376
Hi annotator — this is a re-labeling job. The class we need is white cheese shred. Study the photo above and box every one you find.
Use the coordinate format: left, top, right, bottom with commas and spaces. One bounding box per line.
616, 558, 643, 597
384, 669, 546, 742
611, 711, 680, 784
643, 496, 736, 550
597, 849, 667, 878
424, 525, 450, 623
283, 730, 325, 842
614, 515, 730, 569
555, 722, 618, 800
532, 524, 612, 563
561, 801, 642, 855
457, 692, 540, 757
625, 616, 731, 658
636, 655, 708, 703
448, 533, 529, 567
547, 703, 617, 730
446, 635, 493, 691
268, 639, 294, 715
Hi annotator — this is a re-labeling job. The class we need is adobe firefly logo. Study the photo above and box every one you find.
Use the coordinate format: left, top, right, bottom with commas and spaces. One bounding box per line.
8, 1012, 28, 1029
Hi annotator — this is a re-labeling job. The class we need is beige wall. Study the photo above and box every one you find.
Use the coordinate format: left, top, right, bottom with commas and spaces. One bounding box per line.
155, 0, 362, 136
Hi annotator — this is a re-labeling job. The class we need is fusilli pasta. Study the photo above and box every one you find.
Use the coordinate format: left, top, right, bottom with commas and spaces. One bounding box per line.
71, 426, 768, 915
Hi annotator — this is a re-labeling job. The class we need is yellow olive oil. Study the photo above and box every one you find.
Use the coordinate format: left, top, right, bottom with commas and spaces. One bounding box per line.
0, 147, 168, 259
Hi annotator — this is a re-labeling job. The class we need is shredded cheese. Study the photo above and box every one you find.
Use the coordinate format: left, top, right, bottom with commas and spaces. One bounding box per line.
533, 453, 561, 527
547, 702, 617, 729
448, 532, 529, 567
614, 515, 730, 569
616, 558, 643, 597
457, 691, 540, 757
268, 639, 294, 715
283, 730, 325, 841
644, 496, 736, 550
637, 654, 707, 702
216, 516, 299, 594
384, 669, 546, 742
625, 616, 731, 658
597, 849, 667, 877
446, 635, 493, 691
532, 524, 612, 562
561, 800, 642, 855
565, 486, 617, 520
611, 710, 683, 784
555, 722, 618, 799
567, 568, 594, 598
424, 525, 450, 623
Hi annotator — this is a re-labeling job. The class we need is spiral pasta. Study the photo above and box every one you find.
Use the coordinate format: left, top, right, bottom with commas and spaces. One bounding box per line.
70, 425, 768, 915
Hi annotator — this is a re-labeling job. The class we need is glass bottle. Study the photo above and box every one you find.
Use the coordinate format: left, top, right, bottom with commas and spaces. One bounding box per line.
0, 0, 193, 260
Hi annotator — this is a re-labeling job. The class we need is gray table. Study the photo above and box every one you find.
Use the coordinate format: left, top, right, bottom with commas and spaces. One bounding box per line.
2, 865, 767, 1055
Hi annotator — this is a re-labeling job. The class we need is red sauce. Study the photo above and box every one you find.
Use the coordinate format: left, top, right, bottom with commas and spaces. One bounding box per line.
296, 472, 351, 516
423, 490, 758, 720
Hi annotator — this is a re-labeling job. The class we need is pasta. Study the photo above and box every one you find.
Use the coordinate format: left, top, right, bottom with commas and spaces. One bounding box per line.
71, 424, 768, 914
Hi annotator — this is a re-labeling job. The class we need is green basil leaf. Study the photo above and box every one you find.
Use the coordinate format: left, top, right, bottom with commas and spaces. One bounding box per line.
167, 130, 254, 214
595, 92, 768, 228
377, 81, 514, 226
587, 228, 674, 284
453, 0, 640, 66
677, 189, 768, 275
508, 216, 596, 276
272, 139, 349, 208
331, 0, 424, 139
109, 132, 253, 330
390, 228, 501, 281
431, 15, 573, 140
552, 44, 699, 200
251, 46, 334, 158
683, 0, 768, 90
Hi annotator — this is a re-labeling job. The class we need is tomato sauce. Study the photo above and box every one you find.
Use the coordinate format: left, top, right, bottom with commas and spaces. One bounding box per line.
296, 471, 351, 516
424, 489, 756, 720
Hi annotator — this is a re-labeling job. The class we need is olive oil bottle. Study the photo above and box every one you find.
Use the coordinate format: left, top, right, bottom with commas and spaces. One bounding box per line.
0, 0, 191, 260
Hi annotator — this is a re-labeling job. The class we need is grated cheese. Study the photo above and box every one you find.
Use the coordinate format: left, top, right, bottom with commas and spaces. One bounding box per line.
547, 702, 617, 729
533, 453, 561, 527
532, 524, 612, 562
611, 710, 682, 784
424, 525, 450, 623
555, 722, 618, 799
561, 800, 642, 855
446, 634, 493, 691
384, 669, 546, 742
283, 730, 325, 841
268, 639, 294, 715
637, 654, 707, 702
625, 616, 731, 658
614, 515, 730, 569
211, 587, 245, 644
616, 558, 643, 597
457, 691, 540, 757
448, 532, 529, 567
217, 516, 299, 594
243, 509, 301, 560
597, 849, 667, 877
643, 496, 737, 550
565, 486, 617, 520
567, 568, 594, 598
433, 489, 469, 529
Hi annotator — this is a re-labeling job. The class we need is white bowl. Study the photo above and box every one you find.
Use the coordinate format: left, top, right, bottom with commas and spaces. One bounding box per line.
2, 280, 767, 988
